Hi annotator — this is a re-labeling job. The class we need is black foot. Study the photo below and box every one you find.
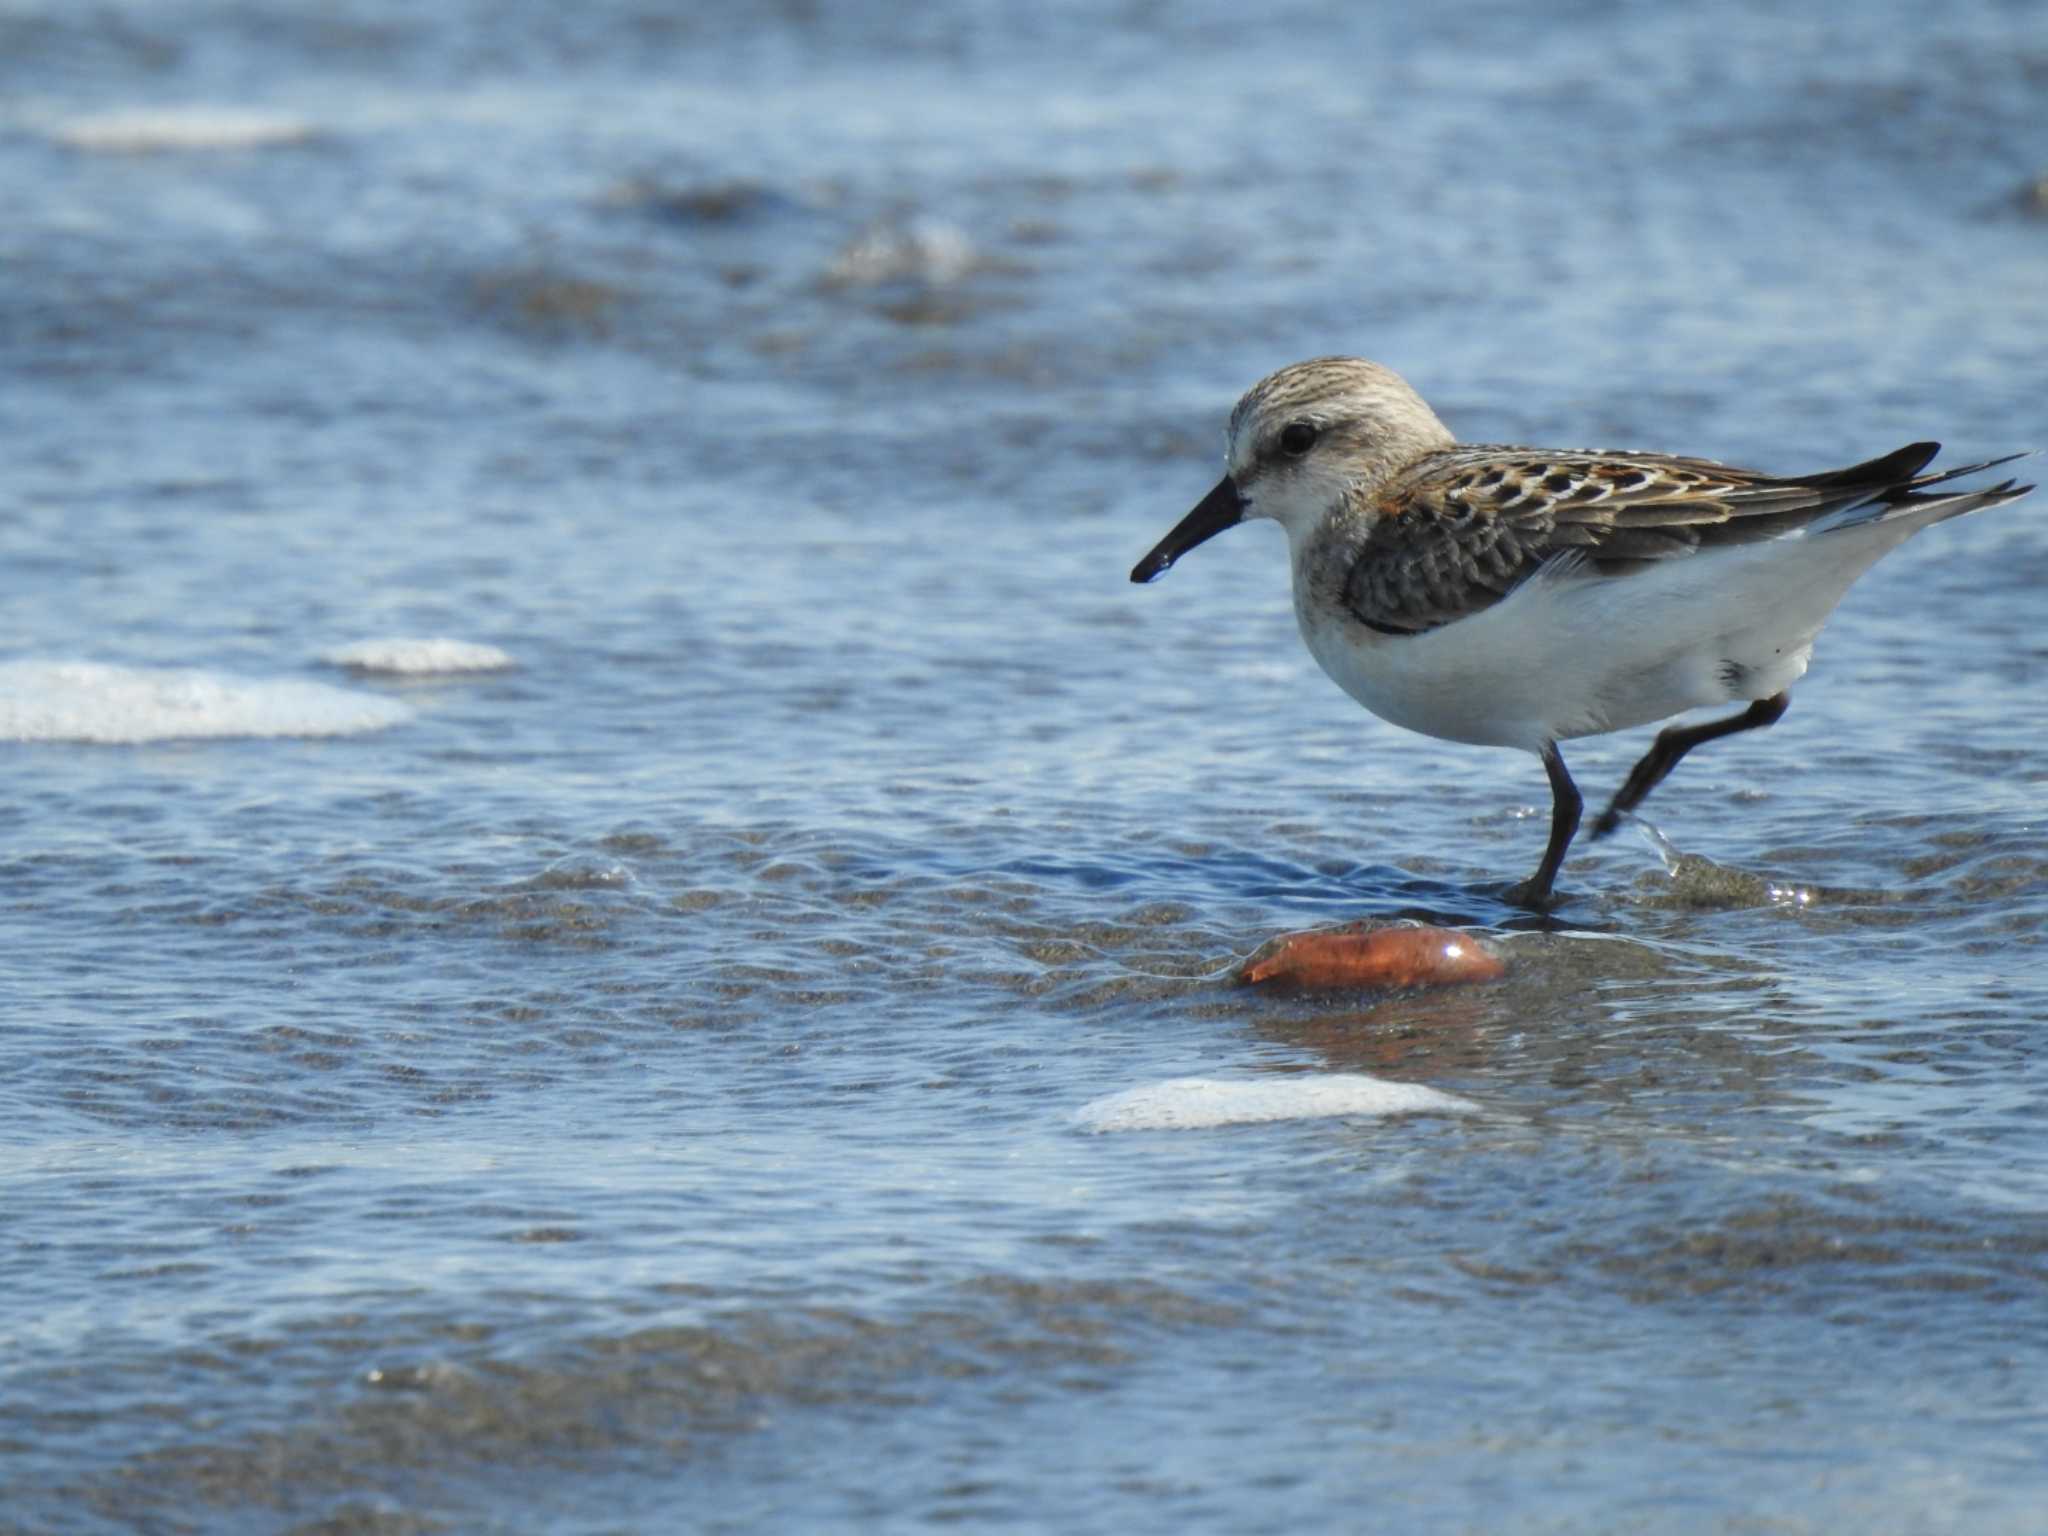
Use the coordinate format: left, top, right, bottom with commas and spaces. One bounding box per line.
1594, 693, 1790, 840
1507, 742, 1582, 913
1501, 878, 1562, 913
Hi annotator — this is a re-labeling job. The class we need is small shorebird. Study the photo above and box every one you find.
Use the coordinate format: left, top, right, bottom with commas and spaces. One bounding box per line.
1131, 358, 2032, 909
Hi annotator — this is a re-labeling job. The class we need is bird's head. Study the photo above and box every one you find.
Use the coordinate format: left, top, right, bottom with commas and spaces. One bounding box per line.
1130, 357, 1453, 582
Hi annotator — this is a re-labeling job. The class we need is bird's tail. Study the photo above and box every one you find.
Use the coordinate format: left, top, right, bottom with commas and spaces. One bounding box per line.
1811, 448, 2035, 536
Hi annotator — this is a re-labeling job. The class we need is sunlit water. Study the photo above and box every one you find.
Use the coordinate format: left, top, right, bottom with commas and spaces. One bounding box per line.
3, 2, 2046, 1531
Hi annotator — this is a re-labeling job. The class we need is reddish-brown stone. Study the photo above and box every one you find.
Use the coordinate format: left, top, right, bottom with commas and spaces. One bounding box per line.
1239, 926, 1505, 990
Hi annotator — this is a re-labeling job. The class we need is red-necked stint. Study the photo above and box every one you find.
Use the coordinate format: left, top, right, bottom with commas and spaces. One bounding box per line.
1131, 357, 2034, 910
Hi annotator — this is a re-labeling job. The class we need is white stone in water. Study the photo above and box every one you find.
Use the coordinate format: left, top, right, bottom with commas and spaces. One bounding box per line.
51, 108, 316, 153
1073, 1074, 1477, 1132
321, 639, 516, 676
0, 660, 410, 744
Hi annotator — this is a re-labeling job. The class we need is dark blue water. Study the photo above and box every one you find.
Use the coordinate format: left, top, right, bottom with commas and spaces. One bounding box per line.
4, 2, 2046, 1530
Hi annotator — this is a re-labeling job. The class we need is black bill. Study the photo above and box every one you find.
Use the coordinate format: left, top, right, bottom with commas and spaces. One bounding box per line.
1129, 476, 1245, 583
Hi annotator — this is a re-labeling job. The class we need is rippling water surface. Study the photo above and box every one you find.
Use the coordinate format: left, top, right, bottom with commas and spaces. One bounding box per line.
4, 2, 2047, 1530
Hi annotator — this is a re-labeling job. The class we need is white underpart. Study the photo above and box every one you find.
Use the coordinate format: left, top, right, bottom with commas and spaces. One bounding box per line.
1287, 510, 1936, 753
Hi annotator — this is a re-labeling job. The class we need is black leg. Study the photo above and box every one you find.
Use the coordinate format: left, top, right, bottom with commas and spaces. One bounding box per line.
1591, 692, 1791, 840
1503, 742, 1582, 910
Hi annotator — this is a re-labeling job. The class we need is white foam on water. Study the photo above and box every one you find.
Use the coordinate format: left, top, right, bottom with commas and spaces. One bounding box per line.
320, 638, 516, 676
824, 217, 977, 287
49, 108, 317, 153
0, 661, 411, 745
1073, 1074, 1479, 1133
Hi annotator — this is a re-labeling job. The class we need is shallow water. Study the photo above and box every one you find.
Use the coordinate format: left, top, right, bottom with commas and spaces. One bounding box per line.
4, 1, 2047, 1531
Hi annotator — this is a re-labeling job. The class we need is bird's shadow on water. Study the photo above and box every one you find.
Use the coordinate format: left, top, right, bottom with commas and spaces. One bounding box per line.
1285, 866, 1610, 935
994, 850, 1603, 934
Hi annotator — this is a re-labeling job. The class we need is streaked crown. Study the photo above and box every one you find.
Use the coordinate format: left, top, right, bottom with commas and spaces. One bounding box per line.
1225, 357, 1455, 504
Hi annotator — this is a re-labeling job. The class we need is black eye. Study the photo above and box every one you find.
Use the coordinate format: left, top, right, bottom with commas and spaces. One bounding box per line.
1279, 422, 1318, 456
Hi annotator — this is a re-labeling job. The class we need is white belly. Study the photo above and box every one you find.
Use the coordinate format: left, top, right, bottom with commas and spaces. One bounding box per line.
1287, 537, 1882, 752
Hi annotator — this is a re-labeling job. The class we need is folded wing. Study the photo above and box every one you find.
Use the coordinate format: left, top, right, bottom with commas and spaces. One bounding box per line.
1344, 442, 2029, 635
